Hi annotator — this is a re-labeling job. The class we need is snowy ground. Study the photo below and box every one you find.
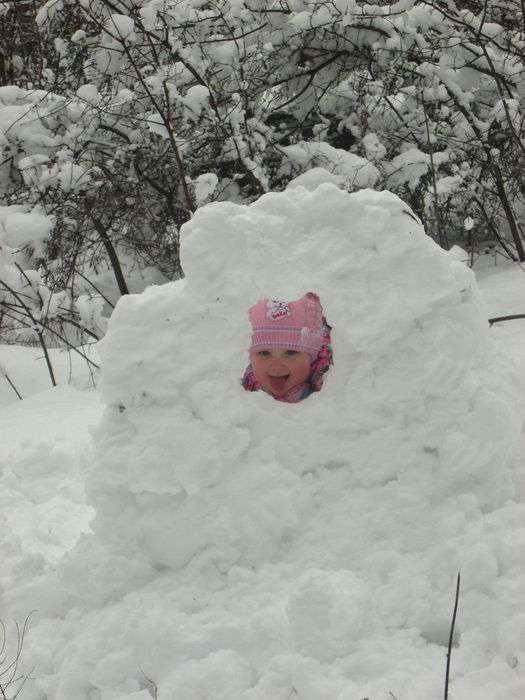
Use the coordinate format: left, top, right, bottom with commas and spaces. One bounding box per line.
474, 259, 525, 378
0, 187, 524, 700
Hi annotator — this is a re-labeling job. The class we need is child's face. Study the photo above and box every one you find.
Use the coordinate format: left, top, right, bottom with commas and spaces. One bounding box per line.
250, 347, 312, 397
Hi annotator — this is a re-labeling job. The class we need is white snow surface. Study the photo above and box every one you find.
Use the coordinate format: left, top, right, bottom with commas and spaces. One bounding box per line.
2, 185, 525, 700
0, 343, 99, 405
0, 385, 98, 623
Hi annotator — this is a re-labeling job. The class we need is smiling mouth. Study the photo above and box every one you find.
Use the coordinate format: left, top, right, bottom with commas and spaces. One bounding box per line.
267, 375, 290, 393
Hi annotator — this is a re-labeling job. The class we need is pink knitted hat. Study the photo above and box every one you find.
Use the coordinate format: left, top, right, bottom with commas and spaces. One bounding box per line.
248, 292, 325, 358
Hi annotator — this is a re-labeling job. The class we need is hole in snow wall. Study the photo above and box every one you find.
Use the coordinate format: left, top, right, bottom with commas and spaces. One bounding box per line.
89, 184, 521, 580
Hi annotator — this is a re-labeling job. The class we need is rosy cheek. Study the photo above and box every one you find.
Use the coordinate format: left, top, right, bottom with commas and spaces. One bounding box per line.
298, 363, 312, 382
253, 368, 265, 382
250, 360, 266, 381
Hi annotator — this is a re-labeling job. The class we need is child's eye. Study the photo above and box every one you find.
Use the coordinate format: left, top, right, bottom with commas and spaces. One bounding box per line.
285, 350, 298, 356
258, 350, 270, 356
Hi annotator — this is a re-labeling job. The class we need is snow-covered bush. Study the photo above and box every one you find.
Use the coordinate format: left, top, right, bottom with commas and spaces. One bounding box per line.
1, 0, 524, 346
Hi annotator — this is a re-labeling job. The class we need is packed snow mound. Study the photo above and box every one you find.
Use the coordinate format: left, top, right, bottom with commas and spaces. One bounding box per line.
20, 185, 525, 700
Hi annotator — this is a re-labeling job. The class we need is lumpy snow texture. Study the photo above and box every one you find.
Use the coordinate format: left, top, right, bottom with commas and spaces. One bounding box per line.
21, 186, 525, 699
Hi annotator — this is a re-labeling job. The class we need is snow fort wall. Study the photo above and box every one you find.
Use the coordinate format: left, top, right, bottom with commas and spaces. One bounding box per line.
23, 184, 525, 700
87, 185, 520, 571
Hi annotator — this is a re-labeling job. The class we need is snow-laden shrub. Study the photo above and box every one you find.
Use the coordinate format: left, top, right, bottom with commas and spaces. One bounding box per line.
1, 0, 524, 348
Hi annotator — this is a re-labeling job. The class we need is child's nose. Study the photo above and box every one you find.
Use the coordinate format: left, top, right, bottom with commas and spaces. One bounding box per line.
269, 359, 288, 373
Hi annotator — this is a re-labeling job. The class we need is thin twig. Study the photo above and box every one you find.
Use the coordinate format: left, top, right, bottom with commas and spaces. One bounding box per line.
73, 269, 115, 309
0, 612, 34, 699
444, 572, 461, 700
488, 313, 525, 325
90, 216, 130, 296
0, 279, 57, 387
0, 304, 99, 369
140, 670, 158, 700
1, 372, 23, 400
0, 620, 5, 659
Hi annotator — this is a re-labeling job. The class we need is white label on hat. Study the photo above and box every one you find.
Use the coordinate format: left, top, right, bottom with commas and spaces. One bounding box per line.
267, 299, 291, 321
